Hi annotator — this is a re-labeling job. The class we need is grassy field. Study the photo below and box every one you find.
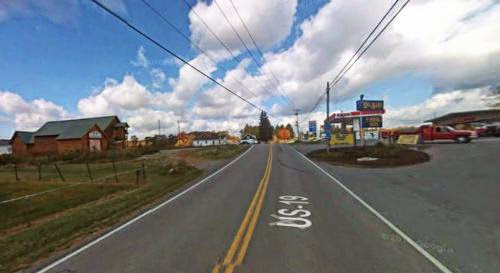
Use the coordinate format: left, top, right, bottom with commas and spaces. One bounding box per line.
0, 160, 143, 183
308, 143, 430, 167
0, 145, 248, 272
0, 163, 201, 272
0, 182, 132, 234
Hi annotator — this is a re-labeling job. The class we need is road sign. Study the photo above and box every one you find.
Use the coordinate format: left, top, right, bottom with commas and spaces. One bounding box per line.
309, 120, 317, 133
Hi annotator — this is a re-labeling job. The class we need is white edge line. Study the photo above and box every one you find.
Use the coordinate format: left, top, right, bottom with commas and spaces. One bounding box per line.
292, 147, 453, 273
0, 184, 82, 204
37, 145, 254, 273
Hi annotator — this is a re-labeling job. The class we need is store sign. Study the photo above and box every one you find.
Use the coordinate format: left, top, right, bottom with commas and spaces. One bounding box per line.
308, 120, 317, 133
330, 132, 354, 145
361, 116, 383, 128
397, 134, 420, 145
356, 100, 384, 111
88, 131, 102, 139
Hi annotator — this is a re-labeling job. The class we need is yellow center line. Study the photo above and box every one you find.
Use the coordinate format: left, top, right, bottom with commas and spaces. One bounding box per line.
212, 145, 273, 273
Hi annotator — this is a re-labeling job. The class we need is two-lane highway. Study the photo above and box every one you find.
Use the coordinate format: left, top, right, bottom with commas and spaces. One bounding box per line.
39, 144, 447, 273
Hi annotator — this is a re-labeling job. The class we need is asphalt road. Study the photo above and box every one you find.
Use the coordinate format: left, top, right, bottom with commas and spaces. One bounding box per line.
37, 140, 499, 273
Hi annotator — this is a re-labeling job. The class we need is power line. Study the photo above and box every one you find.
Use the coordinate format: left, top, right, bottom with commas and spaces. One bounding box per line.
182, 0, 279, 104
329, 0, 401, 85
213, 0, 288, 105
331, 0, 410, 87
227, 0, 295, 108
89, 0, 271, 117
139, 0, 259, 99
302, 0, 410, 122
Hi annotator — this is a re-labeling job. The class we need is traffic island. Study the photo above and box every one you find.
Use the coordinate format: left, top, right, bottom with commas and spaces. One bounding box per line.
307, 143, 430, 168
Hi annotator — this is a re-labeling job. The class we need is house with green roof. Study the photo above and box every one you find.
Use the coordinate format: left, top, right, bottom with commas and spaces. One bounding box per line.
10, 116, 128, 156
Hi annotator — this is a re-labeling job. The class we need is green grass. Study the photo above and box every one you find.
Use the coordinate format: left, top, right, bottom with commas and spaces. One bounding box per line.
190, 145, 249, 160
0, 160, 144, 183
0, 164, 202, 272
0, 182, 132, 234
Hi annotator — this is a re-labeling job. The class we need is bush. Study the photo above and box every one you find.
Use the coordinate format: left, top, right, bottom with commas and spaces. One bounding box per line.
0, 154, 16, 165
158, 160, 194, 176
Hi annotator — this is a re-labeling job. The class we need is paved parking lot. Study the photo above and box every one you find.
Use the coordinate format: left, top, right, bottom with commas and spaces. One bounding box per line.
296, 138, 500, 273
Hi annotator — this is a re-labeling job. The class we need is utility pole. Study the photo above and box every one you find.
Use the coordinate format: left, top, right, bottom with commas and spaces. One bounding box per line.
294, 109, 301, 141
326, 82, 330, 153
177, 120, 181, 136
158, 120, 161, 136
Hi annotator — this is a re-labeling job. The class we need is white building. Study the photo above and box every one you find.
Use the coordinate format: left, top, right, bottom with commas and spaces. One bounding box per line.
0, 139, 12, 155
192, 138, 228, 147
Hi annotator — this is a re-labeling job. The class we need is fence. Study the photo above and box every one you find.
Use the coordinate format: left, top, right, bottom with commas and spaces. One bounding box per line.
0, 159, 148, 185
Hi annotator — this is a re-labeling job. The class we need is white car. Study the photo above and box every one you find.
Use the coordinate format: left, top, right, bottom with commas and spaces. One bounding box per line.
240, 138, 259, 144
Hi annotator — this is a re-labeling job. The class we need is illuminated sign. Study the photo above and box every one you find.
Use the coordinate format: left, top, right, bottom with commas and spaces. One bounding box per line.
356, 100, 384, 111
361, 116, 383, 128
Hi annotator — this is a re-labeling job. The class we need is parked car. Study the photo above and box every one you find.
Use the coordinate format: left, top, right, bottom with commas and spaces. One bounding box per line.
383, 125, 473, 143
478, 124, 500, 137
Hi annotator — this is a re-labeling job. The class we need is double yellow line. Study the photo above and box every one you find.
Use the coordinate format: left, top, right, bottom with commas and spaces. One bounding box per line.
212, 145, 273, 273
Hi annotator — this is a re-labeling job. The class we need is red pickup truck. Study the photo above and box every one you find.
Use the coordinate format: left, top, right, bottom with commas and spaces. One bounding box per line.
383, 125, 473, 143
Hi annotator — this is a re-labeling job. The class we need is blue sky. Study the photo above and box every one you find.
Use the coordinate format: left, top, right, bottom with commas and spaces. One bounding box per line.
1, 0, 499, 138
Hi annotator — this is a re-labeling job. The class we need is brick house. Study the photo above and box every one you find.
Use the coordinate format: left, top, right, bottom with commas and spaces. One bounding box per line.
10, 116, 128, 156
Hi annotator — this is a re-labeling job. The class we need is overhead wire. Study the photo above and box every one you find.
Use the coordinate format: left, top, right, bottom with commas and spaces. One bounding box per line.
212, 0, 291, 107
182, 0, 285, 111
89, 0, 274, 118
139, 0, 259, 98
227, 0, 296, 109
301, 0, 410, 125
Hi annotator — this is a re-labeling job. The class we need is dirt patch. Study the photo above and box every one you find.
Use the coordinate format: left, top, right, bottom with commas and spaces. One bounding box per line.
307, 143, 430, 168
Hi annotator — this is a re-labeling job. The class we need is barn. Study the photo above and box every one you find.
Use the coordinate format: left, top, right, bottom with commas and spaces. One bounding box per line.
10, 116, 128, 156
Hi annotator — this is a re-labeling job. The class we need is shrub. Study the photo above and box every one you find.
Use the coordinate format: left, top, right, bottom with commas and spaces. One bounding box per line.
158, 160, 194, 176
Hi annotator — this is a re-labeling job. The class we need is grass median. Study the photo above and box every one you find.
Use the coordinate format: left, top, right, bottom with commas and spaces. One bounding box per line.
308, 143, 430, 167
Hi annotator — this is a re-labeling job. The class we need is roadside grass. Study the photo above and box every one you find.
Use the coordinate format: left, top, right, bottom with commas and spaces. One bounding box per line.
0, 182, 131, 235
189, 145, 249, 160
308, 143, 430, 167
0, 163, 202, 273
0, 144, 249, 272
0, 160, 143, 183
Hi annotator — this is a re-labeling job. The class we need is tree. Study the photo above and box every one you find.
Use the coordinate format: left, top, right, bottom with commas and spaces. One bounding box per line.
277, 128, 291, 140
241, 124, 259, 137
258, 111, 273, 142
285, 123, 295, 138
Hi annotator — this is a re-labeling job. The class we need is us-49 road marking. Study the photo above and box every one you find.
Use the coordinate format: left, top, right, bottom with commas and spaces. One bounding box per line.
269, 195, 312, 229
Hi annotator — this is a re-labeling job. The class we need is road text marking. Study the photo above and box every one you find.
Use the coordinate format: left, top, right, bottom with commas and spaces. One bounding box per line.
292, 147, 453, 273
269, 196, 312, 229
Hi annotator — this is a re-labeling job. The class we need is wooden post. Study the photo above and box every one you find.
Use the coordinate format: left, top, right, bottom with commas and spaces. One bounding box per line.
111, 158, 118, 183
14, 164, 19, 181
38, 163, 42, 181
86, 162, 93, 182
136, 170, 140, 185
142, 161, 146, 180
54, 163, 65, 182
